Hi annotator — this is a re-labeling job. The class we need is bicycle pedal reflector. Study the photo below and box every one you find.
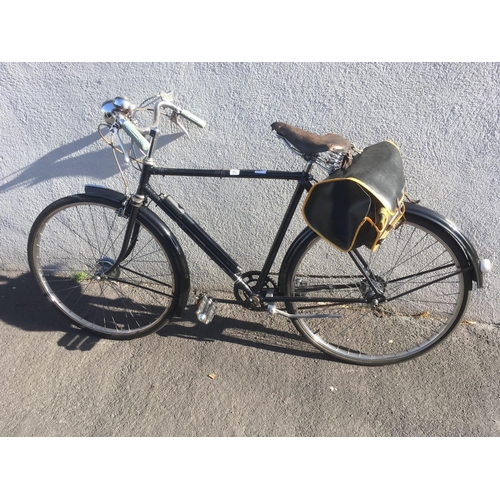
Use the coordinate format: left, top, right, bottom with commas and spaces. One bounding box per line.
195, 294, 216, 324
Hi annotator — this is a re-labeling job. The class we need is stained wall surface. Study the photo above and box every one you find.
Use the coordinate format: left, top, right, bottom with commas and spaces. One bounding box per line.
0, 62, 498, 321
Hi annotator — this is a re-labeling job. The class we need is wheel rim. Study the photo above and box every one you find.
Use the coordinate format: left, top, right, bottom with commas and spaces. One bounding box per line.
32, 201, 175, 336
288, 218, 468, 364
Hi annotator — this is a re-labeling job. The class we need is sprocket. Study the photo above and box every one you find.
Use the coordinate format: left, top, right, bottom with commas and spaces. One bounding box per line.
233, 271, 278, 310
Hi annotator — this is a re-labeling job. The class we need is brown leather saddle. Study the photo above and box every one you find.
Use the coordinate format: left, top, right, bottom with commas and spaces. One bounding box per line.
271, 122, 351, 155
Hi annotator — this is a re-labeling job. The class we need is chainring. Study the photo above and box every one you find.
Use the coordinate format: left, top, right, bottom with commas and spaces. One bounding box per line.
233, 271, 278, 310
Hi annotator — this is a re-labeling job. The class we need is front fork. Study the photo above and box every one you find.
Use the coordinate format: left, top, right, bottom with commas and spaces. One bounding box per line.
103, 139, 160, 277
100, 193, 145, 277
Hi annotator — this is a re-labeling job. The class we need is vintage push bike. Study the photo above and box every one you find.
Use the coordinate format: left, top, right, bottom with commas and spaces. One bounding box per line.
28, 93, 491, 365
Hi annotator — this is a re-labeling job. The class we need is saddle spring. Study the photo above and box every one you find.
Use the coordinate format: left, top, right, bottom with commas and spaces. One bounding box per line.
316, 151, 347, 175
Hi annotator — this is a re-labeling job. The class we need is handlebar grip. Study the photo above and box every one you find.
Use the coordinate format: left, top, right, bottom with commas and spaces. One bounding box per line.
180, 109, 206, 128
120, 119, 150, 152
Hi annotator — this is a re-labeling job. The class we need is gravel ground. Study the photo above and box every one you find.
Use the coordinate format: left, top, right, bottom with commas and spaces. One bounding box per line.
1, 271, 499, 437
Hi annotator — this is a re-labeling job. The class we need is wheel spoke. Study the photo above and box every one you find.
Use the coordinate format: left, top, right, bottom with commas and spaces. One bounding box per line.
29, 197, 177, 338
285, 214, 469, 365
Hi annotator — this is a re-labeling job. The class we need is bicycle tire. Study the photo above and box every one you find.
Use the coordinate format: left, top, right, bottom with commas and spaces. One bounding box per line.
28, 194, 185, 339
280, 212, 472, 365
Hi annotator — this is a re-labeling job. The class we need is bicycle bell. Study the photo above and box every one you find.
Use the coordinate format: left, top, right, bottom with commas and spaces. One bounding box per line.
100, 97, 136, 124
100, 100, 116, 124
113, 97, 136, 114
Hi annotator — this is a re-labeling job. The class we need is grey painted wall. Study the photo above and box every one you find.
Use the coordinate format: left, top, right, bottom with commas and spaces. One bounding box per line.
0, 62, 498, 322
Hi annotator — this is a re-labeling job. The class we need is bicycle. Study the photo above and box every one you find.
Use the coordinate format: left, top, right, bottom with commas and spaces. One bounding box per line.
27, 93, 492, 365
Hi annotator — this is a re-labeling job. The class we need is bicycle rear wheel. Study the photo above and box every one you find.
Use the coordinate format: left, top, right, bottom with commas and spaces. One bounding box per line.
281, 213, 472, 365
28, 194, 182, 339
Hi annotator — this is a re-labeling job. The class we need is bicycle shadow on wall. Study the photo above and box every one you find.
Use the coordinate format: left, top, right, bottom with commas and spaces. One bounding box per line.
0, 272, 327, 360
0, 132, 185, 194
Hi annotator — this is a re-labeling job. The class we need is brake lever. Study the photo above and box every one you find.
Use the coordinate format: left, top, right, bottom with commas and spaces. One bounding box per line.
171, 112, 190, 137
109, 124, 130, 164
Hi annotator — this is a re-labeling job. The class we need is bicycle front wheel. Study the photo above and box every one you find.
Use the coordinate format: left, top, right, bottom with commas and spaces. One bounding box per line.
282, 213, 472, 365
28, 194, 182, 339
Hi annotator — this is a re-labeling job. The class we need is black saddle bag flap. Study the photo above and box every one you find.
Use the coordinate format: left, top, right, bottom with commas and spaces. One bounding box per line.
302, 141, 406, 252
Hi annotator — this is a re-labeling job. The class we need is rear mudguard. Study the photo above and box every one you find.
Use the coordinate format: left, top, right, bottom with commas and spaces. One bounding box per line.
405, 203, 483, 288
279, 202, 484, 292
84, 184, 191, 317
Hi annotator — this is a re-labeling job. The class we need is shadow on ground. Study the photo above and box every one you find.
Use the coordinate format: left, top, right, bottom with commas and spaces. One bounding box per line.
0, 272, 326, 360
0, 272, 99, 351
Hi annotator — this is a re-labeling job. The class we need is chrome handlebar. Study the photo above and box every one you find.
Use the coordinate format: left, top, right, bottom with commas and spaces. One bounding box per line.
101, 94, 206, 131
100, 94, 206, 154
146, 98, 207, 130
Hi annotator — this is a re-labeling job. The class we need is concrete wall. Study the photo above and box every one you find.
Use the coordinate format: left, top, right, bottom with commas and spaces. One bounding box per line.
0, 62, 498, 322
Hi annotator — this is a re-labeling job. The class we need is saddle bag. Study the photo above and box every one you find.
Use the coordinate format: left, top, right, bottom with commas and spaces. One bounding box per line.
302, 140, 406, 252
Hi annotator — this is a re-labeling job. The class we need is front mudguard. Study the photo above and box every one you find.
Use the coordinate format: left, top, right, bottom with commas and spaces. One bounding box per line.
84, 184, 191, 317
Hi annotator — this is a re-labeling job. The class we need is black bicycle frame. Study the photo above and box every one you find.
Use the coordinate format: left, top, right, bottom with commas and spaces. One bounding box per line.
104, 128, 368, 304
143, 161, 314, 298
112, 131, 465, 305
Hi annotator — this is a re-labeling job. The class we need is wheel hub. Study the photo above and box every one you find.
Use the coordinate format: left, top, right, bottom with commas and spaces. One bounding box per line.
360, 275, 387, 303
95, 256, 121, 280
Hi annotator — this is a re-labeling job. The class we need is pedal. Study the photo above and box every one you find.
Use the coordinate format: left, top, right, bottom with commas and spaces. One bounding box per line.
195, 294, 216, 324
